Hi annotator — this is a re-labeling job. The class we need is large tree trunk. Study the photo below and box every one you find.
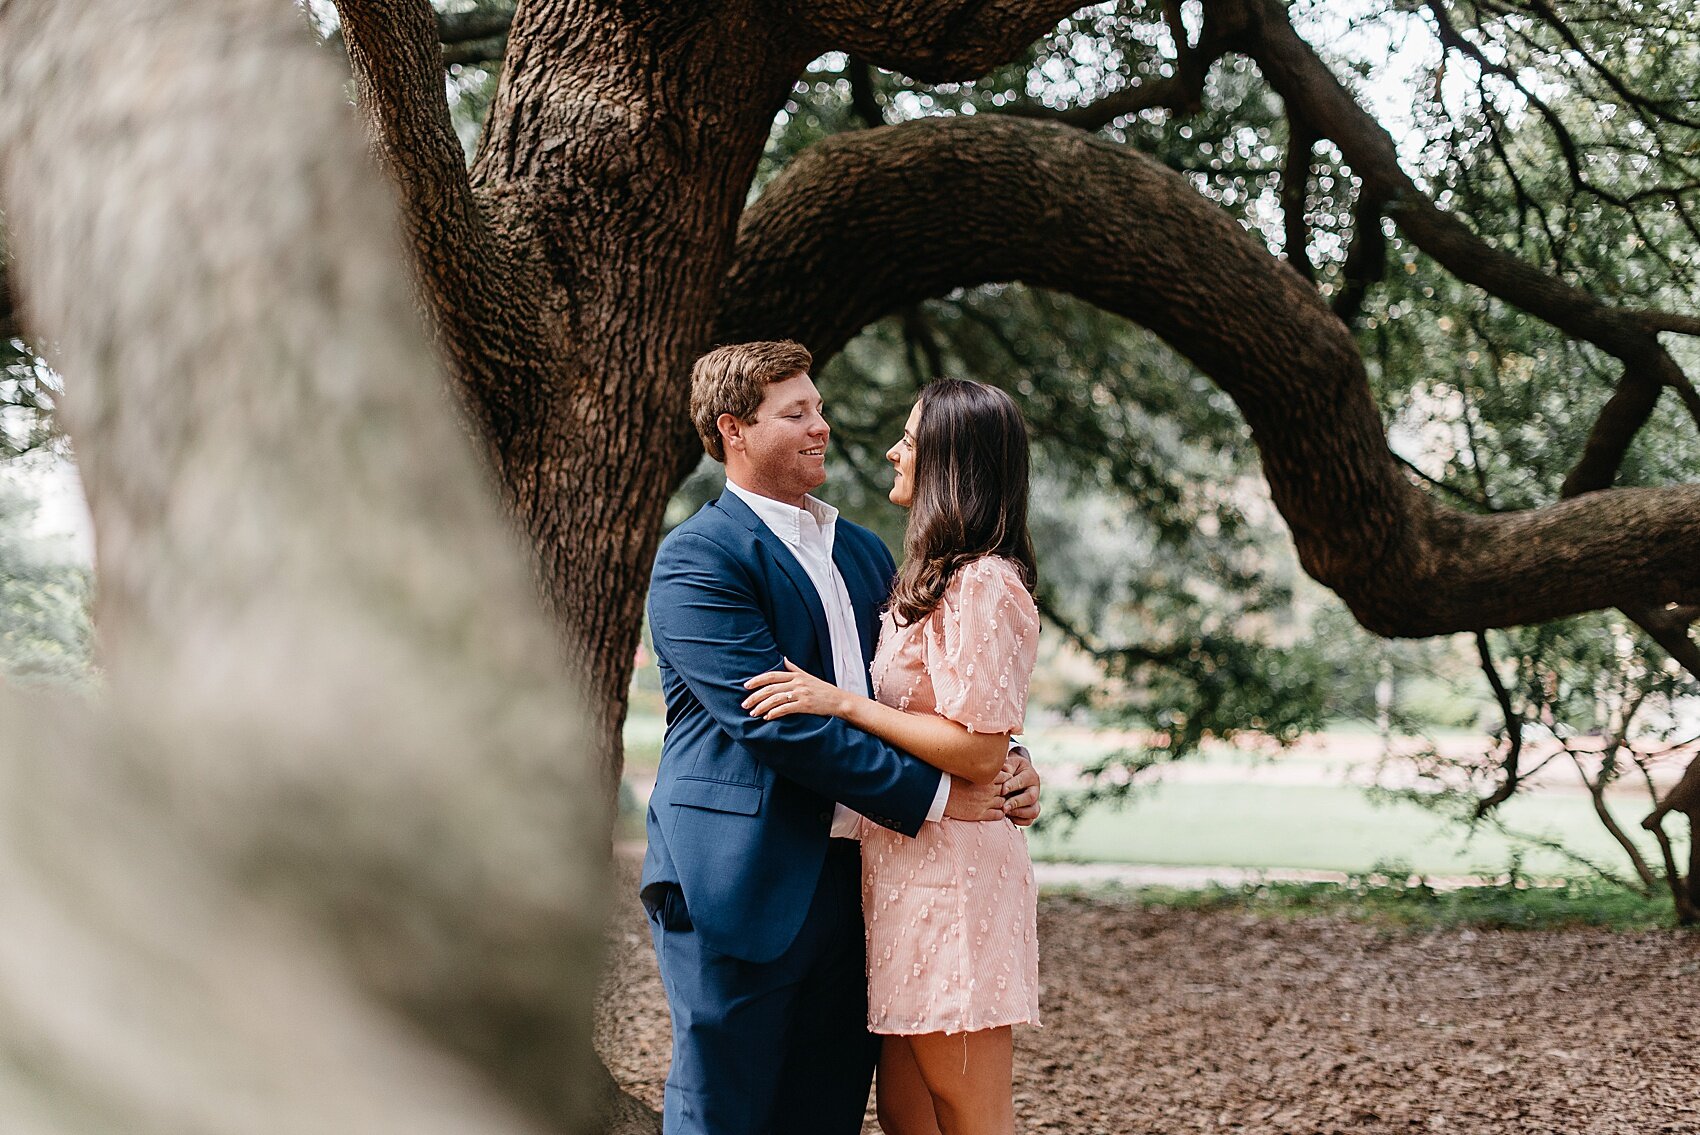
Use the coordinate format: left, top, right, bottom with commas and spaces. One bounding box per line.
337, 0, 819, 788
0, 0, 608, 1129
331, 0, 1093, 789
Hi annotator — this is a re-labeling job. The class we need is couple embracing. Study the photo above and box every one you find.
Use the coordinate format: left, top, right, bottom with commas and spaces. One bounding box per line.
643, 340, 1045, 1135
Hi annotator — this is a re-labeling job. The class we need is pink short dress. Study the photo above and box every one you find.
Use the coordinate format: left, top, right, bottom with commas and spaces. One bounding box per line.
858, 555, 1042, 1036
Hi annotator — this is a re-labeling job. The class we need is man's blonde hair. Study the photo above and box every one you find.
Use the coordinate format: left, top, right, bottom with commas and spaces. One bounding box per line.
690, 340, 813, 463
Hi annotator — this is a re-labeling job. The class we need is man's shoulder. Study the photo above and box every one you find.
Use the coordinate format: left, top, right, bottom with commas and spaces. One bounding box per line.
833, 515, 894, 563
653, 500, 753, 567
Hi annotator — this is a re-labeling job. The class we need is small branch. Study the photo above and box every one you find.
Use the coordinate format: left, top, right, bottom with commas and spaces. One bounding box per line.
1472, 630, 1523, 817
1568, 729, 1660, 891
847, 57, 886, 128
0, 262, 17, 341
437, 3, 513, 46
442, 34, 508, 67
999, 75, 1199, 131
1280, 112, 1318, 280
1332, 194, 1387, 327
899, 305, 943, 383
1624, 605, 1700, 683
1558, 353, 1672, 500
999, 0, 1224, 132
1392, 452, 1494, 512
1636, 310, 1700, 338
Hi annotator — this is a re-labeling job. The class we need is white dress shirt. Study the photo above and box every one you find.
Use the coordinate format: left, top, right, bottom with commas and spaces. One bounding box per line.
725, 479, 950, 833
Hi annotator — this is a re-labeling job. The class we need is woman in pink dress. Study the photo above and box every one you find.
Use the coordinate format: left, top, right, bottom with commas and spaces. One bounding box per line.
742, 378, 1040, 1135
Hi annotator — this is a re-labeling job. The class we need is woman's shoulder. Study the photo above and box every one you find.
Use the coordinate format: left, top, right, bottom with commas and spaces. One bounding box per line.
952, 554, 1028, 589
943, 556, 1037, 621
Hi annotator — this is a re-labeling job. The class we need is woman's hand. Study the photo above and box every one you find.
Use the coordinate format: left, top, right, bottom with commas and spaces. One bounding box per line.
743, 659, 849, 720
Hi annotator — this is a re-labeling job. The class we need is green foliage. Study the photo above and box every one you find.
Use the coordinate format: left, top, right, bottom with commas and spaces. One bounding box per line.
0, 479, 92, 684
0, 342, 58, 459
295, 3, 1700, 913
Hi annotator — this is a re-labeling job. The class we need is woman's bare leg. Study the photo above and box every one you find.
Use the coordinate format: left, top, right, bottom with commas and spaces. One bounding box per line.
875, 1036, 943, 1135
906, 1027, 1014, 1135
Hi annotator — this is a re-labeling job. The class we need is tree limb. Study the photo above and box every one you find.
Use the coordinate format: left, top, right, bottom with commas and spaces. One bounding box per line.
1636, 311, 1700, 337
719, 114, 1700, 637
1280, 111, 1318, 280
332, 0, 551, 466
1332, 192, 1387, 326
443, 33, 510, 66
1472, 631, 1523, 817
847, 56, 886, 128
999, 74, 1205, 130
998, 0, 1224, 130
0, 260, 17, 341
790, 0, 1088, 83
1236, 0, 1697, 421
437, 2, 514, 46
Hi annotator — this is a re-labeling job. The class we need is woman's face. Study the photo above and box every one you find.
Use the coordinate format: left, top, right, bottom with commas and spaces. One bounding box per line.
885, 399, 923, 508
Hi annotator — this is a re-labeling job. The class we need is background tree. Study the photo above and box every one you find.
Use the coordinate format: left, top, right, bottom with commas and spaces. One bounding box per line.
4, 0, 1700, 1129
309, 0, 1700, 902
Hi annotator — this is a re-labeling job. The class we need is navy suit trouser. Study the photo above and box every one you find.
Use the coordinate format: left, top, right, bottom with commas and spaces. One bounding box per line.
644, 840, 879, 1135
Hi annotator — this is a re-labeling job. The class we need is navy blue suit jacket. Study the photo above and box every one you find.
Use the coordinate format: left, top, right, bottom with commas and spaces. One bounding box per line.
642, 489, 941, 963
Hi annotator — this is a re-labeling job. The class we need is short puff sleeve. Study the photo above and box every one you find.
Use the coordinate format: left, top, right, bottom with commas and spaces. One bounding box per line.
923, 556, 1040, 734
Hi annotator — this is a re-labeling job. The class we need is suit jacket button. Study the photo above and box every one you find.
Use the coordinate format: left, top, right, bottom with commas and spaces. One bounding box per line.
820, 810, 831, 822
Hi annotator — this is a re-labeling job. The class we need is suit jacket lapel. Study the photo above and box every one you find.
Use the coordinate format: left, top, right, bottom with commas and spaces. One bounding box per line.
832, 535, 883, 665
713, 490, 833, 665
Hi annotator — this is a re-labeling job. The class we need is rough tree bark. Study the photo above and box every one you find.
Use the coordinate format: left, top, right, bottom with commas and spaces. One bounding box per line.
0, 0, 606, 1130
326, 0, 1700, 803
329, 0, 1093, 794
7, 0, 1700, 1126
717, 114, 1700, 637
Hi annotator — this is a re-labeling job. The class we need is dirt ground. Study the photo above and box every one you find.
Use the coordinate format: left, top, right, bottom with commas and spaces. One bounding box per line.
596, 873, 1700, 1134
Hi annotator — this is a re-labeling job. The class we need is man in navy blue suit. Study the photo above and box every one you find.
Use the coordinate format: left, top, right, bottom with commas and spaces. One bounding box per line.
643, 340, 1041, 1134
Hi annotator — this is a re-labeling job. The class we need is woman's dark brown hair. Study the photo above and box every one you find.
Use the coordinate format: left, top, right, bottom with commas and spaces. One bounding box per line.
889, 379, 1037, 626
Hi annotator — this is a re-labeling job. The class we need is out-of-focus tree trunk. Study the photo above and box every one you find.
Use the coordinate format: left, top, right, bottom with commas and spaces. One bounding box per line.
0, 0, 607, 1130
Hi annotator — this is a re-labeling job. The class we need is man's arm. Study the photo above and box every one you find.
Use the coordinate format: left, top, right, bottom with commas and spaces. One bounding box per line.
649, 531, 939, 833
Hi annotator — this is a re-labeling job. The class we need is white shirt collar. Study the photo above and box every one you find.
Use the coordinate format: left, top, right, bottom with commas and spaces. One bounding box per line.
725, 477, 838, 552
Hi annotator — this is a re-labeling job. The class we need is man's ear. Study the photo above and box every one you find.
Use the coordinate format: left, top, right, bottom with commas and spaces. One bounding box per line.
717, 412, 745, 454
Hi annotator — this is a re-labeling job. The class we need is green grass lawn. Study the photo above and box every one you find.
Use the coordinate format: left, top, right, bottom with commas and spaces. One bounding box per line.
623, 713, 1684, 882
1025, 779, 1665, 879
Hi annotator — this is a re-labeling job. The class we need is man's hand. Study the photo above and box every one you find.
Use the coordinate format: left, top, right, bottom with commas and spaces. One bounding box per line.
942, 772, 1007, 822
1002, 750, 1041, 827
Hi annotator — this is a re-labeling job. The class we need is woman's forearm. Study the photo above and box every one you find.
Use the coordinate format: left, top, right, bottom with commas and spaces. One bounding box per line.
836, 692, 1007, 784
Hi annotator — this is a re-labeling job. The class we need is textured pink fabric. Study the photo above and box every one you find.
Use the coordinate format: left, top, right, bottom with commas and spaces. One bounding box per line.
859, 556, 1042, 1035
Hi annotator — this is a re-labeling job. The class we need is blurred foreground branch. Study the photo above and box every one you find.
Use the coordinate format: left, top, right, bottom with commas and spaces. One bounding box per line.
0, 0, 609, 1130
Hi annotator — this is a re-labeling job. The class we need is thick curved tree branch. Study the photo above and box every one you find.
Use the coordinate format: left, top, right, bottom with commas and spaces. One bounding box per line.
333, 0, 551, 468
791, 0, 1089, 83
334, 0, 479, 249
719, 115, 1700, 637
